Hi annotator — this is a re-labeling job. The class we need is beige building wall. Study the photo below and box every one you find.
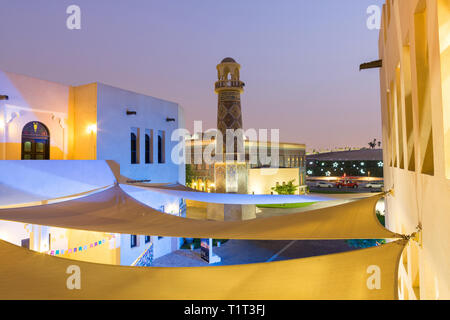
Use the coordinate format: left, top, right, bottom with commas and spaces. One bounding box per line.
63, 229, 119, 265
71, 83, 98, 160
248, 167, 300, 195
379, 0, 450, 299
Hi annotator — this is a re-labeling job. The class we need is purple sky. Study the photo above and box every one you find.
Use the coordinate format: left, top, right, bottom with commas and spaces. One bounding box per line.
0, 0, 384, 151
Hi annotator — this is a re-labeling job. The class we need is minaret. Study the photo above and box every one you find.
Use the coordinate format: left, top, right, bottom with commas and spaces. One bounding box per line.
215, 57, 245, 155
213, 57, 248, 194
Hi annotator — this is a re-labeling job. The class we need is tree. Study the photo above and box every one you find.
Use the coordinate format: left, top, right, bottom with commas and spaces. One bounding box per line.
271, 180, 299, 195
185, 164, 194, 187
368, 138, 377, 149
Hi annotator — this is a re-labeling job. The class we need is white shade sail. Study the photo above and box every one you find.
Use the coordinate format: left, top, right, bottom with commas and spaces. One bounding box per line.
0, 239, 407, 300
130, 182, 335, 204
0, 185, 400, 240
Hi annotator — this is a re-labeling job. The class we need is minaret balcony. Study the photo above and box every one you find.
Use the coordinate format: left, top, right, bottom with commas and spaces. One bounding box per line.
215, 80, 245, 92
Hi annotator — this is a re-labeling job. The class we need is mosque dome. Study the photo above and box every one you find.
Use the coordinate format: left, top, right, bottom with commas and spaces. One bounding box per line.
221, 57, 236, 63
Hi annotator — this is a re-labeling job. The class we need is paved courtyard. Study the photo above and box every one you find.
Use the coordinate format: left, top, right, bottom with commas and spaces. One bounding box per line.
151, 239, 353, 267
155, 192, 377, 267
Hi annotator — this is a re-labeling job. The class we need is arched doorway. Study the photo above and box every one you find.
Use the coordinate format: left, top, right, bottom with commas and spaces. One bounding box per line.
21, 121, 50, 160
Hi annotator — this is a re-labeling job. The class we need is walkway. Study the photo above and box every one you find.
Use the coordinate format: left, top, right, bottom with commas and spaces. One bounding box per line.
151, 239, 353, 267
158, 192, 375, 267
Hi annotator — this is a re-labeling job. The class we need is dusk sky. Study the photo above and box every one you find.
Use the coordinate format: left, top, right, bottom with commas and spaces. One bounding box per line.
0, 0, 384, 151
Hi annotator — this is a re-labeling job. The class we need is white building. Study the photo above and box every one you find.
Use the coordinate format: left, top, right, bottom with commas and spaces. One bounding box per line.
0, 70, 186, 265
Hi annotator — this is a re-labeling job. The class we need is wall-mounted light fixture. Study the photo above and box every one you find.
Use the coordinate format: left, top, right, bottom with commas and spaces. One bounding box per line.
6, 111, 19, 124
86, 124, 97, 134
126, 110, 137, 115
166, 117, 176, 122
0, 95, 9, 100
359, 59, 382, 70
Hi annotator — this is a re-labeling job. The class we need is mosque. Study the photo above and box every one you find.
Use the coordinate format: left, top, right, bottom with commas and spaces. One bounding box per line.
186, 58, 307, 196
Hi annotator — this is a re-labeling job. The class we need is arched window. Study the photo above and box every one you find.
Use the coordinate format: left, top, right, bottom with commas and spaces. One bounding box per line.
21, 122, 50, 160
158, 135, 162, 163
145, 134, 151, 164
157, 130, 165, 163
131, 132, 137, 164
130, 235, 137, 248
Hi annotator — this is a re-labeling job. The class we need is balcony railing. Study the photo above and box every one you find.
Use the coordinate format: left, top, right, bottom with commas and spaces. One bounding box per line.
215, 80, 245, 90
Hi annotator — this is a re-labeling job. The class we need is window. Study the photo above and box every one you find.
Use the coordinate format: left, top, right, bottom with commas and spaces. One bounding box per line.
402, 45, 415, 172
414, 6, 434, 175
158, 130, 165, 163
21, 238, 30, 249
389, 81, 398, 167
130, 128, 140, 164
145, 236, 151, 243
145, 129, 153, 164
438, 0, 450, 178
145, 134, 150, 163
131, 133, 137, 164
130, 235, 137, 248
395, 66, 405, 169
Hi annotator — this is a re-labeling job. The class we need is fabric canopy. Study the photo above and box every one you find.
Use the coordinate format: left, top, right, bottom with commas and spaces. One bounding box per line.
130, 182, 197, 192
0, 185, 112, 209
130, 183, 334, 204
0, 239, 406, 300
0, 185, 400, 240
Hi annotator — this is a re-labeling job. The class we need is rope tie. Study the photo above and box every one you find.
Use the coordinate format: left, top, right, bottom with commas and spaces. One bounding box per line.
400, 224, 422, 243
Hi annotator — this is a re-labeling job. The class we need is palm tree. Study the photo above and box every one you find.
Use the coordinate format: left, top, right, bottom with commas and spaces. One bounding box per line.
368, 138, 377, 149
